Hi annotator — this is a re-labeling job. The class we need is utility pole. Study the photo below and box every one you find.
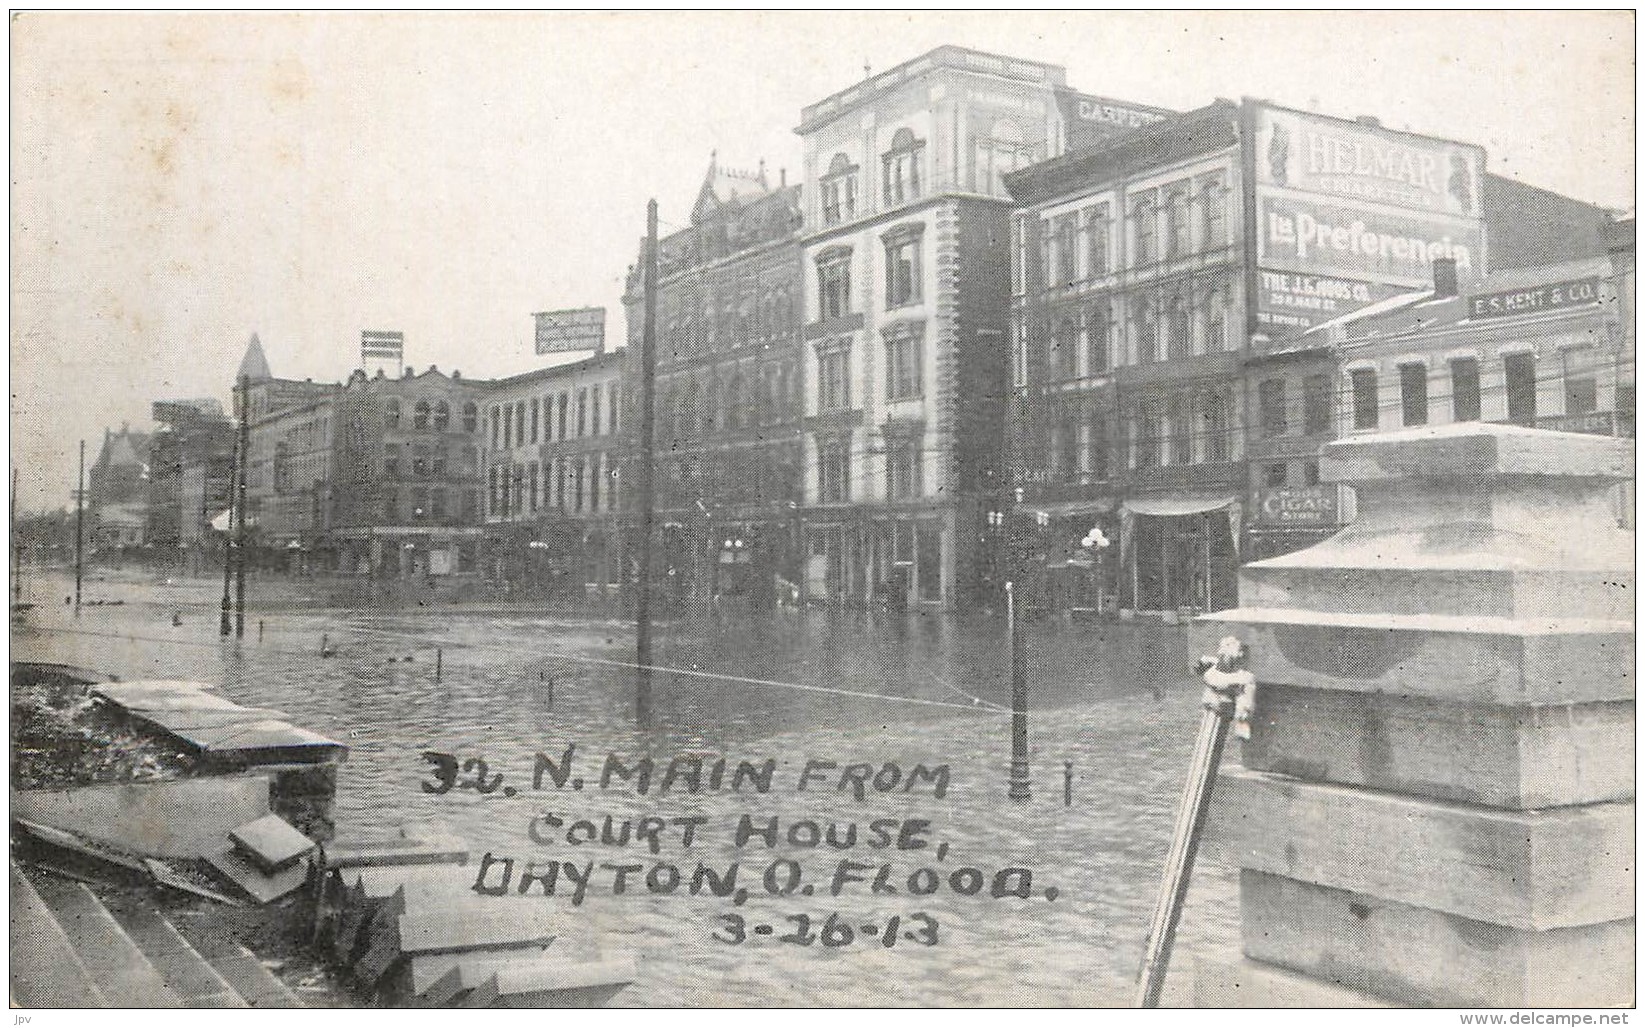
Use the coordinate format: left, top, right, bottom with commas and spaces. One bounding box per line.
11, 468, 21, 608
221, 386, 241, 637
74, 440, 85, 616
234, 374, 250, 638
634, 199, 660, 728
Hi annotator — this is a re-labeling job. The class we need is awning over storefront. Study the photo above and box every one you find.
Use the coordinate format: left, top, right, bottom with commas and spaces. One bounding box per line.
1120, 494, 1242, 564
1121, 495, 1238, 518
1031, 498, 1118, 520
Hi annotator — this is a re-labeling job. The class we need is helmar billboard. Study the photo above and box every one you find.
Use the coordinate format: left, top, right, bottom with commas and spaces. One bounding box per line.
1247, 101, 1488, 333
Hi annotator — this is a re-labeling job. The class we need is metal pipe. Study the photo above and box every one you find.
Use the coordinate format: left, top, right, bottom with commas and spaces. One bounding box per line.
634, 199, 659, 728
1007, 580, 1030, 800
1134, 697, 1234, 1006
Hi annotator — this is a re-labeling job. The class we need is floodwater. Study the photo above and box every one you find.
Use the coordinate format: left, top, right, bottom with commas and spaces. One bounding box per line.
14, 570, 1241, 1007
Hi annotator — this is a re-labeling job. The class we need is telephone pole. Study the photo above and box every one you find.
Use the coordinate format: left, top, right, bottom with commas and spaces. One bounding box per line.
12, 468, 22, 608
234, 374, 250, 638
634, 199, 660, 728
73, 440, 85, 616
221, 385, 241, 637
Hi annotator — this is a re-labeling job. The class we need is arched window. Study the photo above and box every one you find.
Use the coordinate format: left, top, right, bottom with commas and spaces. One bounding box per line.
1051, 315, 1080, 381
1087, 302, 1111, 374
385, 398, 402, 430
726, 374, 745, 430
1167, 190, 1191, 258
822, 153, 859, 225
1167, 294, 1191, 358
679, 382, 699, 439
433, 400, 450, 431
462, 402, 478, 433
1202, 179, 1228, 248
703, 380, 722, 434
1133, 198, 1157, 265
413, 400, 430, 430
978, 119, 1029, 195
883, 127, 925, 205
1133, 296, 1159, 363
1202, 287, 1228, 354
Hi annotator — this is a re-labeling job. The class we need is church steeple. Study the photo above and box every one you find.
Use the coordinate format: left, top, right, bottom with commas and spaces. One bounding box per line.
235, 332, 272, 383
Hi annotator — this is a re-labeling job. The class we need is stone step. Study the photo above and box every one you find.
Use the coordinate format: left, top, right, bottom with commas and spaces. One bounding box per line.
98, 898, 246, 1008
179, 929, 306, 1008
28, 873, 180, 1007
9, 863, 106, 1007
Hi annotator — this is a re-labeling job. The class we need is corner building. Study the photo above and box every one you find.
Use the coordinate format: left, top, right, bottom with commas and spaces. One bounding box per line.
794, 46, 1161, 609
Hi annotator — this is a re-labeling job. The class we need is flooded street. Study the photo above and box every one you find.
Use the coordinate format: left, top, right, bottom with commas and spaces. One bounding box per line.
14, 571, 1241, 1006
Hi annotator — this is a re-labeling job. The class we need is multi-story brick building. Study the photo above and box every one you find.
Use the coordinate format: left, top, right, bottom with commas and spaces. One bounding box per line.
87, 424, 151, 553
235, 335, 343, 570
1005, 99, 1503, 612
329, 364, 485, 578
622, 156, 804, 609
793, 46, 1164, 609
146, 398, 235, 573
1006, 101, 1250, 613
481, 349, 626, 598
1331, 249, 1634, 449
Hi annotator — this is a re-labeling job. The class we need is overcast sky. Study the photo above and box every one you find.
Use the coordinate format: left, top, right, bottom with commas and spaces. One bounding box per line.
10, 11, 1634, 512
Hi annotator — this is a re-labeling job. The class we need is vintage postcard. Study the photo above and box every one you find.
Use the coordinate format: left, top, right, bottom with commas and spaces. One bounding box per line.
8, 11, 1635, 1014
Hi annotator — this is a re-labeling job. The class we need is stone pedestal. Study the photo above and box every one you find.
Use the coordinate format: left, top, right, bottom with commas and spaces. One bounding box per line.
1193, 424, 1634, 1008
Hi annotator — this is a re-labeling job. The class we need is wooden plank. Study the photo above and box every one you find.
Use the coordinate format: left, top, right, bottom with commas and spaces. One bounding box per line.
1191, 612, 1633, 705
143, 859, 246, 906
1204, 768, 1634, 931
16, 818, 148, 871
1192, 950, 1391, 1008
483, 955, 636, 1008
1239, 684, 1633, 808
1240, 870, 1635, 1008
324, 837, 469, 869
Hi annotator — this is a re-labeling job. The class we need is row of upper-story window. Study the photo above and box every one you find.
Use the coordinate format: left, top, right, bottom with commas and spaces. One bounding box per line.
1255, 375, 1336, 439
377, 486, 479, 526
657, 361, 801, 441
813, 327, 927, 414
1014, 281, 1237, 388
267, 447, 329, 496
817, 121, 1039, 227
660, 281, 797, 362
383, 398, 479, 433
1016, 172, 1231, 295
811, 432, 924, 505
1027, 386, 1240, 482
1346, 345, 1628, 432
488, 382, 621, 451
382, 443, 480, 480
657, 445, 802, 510
815, 226, 927, 322
488, 452, 617, 519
